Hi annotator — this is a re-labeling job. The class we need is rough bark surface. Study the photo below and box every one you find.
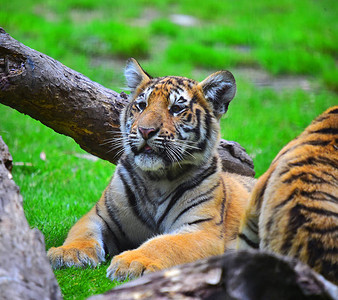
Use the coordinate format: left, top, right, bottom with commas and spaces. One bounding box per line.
0, 28, 254, 176
0, 136, 62, 300
0, 27, 128, 165
90, 251, 338, 300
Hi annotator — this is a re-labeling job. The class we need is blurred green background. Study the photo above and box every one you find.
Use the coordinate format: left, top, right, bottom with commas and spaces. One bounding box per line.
0, 0, 337, 299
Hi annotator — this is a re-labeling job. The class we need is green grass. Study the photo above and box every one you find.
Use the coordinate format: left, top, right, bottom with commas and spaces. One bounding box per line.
0, 0, 337, 299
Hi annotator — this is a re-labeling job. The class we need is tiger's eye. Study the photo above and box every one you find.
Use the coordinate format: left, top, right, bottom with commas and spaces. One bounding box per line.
137, 102, 147, 111
171, 105, 183, 114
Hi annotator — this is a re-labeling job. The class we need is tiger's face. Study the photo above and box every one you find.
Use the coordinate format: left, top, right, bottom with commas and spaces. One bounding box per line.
120, 58, 236, 172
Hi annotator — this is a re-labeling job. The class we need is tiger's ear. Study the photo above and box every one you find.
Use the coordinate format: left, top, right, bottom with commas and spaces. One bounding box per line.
199, 70, 236, 119
124, 58, 152, 92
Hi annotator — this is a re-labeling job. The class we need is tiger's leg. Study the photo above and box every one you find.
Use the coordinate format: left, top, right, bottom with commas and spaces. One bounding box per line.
237, 204, 260, 250
107, 229, 223, 281
47, 195, 115, 268
236, 173, 269, 250
47, 206, 105, 268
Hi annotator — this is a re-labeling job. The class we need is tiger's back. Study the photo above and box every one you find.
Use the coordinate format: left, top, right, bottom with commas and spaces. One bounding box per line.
238, 106, 338, 283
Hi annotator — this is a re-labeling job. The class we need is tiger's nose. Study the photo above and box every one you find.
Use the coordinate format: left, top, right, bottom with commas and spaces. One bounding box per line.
138, 127, 159, 140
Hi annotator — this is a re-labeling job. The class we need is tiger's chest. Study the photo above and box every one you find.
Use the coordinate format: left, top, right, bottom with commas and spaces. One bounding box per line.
111, 160, 220, 236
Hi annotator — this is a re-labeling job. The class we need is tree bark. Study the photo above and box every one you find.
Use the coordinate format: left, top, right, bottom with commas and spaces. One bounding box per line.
0, 136, 62, 300
0, 27, 128, 164
90, 250, 338, 300
0, 28, 254, 176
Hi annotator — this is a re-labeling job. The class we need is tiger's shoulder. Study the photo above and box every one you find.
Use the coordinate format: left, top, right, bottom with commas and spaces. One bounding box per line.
253, 106, 337, 208
238, 106, 338, 284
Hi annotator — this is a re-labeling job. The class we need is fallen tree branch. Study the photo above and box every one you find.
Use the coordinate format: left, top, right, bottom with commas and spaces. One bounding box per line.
0, 28, 254, 176
0, 27, 128, 164
90, 250, 338, 300
0, 136, 61, 300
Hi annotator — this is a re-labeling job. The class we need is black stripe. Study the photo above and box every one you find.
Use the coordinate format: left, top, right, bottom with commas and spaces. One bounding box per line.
310, 127, 338, 135
301, 190, 337, 203
194, 109, 201, 140
323, 171, 338, 182
294, 204, 338, 218
294, 244, 303, 259
247, 219, 259, 235
328, 107, 338, 114
288, 156, 338, 169
274, 189, 297, 210
281, 202, 338, 254
307, 239, 338, 269
118, 169, 153, 229
320, 260, 338, 283
273, 134, 334, 165
95, 204, 121, 253
238, 233, 259, 249
282, 171, 330, 185
304, 225, 338, 234
255, 172, 271, 208
104, 195, 127, 238
120, 160, 157, 227
275, 189, 337, 212
172, 196, 213, 226
189, 94, 198, 110
280, 204, 307, 254
181, 125, 194, 133
313, 115, 329, 123
301, 139, 331, 146
197, 110, 212, 152
187, 217, 213, 226
122, 158, 156, 206
157, 156, 218, 226
204, 109, 212, 140
186, 182, 220, 204
216, 180, 227, 226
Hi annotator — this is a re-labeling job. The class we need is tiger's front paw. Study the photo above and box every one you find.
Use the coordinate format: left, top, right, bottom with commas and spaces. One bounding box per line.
106, 250, 162, 281
47, 241, 105, 269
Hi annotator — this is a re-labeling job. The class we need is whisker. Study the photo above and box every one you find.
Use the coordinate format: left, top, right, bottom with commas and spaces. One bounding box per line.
167, 144, 184, 163
109, 147, 125, 159
100, 138, 128, 146
166, 146, 182, 168
174, 140, 200, 150
183, 150, 197, 160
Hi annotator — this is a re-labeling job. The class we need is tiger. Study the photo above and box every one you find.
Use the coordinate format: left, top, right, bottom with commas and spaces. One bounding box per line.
47, 58, 256, 281
237, 106, 338, 284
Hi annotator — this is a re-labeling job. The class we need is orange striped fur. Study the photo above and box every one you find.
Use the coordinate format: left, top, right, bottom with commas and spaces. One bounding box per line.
47, 58, 255, 281
238, 106, 338, 284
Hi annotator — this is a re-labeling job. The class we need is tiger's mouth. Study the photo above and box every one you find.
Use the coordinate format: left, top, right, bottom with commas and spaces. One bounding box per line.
133, 142, 158, 156
141, 144, 154, 154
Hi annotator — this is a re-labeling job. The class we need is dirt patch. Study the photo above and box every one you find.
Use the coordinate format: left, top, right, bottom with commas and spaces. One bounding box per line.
70, 9, 105, 24
233, 67, 312, 91
170, 14, 200, 27
132, 8, 161, 27
90, 56, 126, 70
193, 67, 312, 92
34, 5, 60, 22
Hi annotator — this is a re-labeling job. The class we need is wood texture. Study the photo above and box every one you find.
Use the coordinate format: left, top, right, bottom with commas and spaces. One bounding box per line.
90, 250, 338, 300
0, 136, 61, 300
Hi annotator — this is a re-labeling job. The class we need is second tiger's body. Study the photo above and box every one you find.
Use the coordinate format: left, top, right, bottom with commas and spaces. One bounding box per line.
238, 106, 338, 284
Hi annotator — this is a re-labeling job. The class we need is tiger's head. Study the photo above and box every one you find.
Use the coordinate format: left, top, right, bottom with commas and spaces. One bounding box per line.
120, 58, 236, 173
